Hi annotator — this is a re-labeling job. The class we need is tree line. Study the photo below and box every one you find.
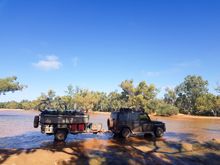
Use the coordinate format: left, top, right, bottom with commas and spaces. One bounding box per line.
0, 75, 220, 116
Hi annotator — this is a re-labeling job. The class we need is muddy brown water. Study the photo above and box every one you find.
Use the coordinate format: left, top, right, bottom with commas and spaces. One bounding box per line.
0, 110, 220, 149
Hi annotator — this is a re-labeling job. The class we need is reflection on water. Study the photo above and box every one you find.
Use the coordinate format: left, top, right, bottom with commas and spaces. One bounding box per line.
0, 131, 112, 149
153, 116, 220, 142
0, 110, 111, 149
0, 110, 220, 149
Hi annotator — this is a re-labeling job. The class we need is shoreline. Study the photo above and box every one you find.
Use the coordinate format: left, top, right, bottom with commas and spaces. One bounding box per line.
1, 109, 220, 120
0, 109, 220, 164
174, 113, 220, 120
0, 108, 38, 114
0, 138, 219, 165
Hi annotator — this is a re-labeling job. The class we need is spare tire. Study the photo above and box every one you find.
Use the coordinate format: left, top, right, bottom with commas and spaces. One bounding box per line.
33, 116, 39, 128
107, 118, 113, 130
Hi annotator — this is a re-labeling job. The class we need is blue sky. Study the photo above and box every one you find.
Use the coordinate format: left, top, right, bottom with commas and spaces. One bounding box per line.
0, 0, 220, 101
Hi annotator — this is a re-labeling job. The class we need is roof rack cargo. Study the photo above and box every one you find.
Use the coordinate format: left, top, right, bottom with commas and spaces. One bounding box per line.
41, 109, 85, 116
118, 108, 145, 113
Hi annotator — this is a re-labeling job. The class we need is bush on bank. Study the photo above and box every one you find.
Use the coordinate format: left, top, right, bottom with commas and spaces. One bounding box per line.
156, 103, 179, 117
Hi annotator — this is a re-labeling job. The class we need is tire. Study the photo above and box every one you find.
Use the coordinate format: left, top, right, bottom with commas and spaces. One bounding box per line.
33, 116, 39, 128
121, 128, 131, 138
54, 129, 68, 142
154, 127, 164, 138
107, 118, 113, 130
113, 132, 121, 138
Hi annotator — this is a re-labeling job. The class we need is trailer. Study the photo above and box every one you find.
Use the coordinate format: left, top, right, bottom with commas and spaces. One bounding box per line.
34, 110, 103, 141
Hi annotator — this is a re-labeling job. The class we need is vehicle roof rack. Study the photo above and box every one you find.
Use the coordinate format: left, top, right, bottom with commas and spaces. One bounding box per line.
119, 108, 145, 113
41, 109, 85, 115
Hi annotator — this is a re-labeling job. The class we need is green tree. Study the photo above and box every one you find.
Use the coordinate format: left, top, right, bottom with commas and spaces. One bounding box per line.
215, 84, 220, 94
63, 85, 75, 109
0, 102, 6, 108
31, 100, 41, 110
175, 75, 208, 114
35, 90, 58, 111
156, 102, 179, 116
120, 80, 135, 96
120, 80, 158, 110
214, 96, 220, 116
65, 84, 75, 96
20, 100, 33, 110
5, 101, 22, 109
145, 99, 161, 114
0, 76, 26, 95
107, 91, 123, 111
195, 93, 216, 116
53, 96, 67, 111
74, 89, 99, 112
93, 92, 108, 111
164, 88, 176, 105
47, 89, 56, 100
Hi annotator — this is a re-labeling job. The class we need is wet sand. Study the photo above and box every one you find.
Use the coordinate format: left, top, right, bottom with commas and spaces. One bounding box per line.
0, 109, 220, 165
0, 137, 220, 165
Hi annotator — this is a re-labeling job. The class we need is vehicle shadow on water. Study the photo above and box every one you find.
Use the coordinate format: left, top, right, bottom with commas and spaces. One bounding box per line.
0, 132, 220, 165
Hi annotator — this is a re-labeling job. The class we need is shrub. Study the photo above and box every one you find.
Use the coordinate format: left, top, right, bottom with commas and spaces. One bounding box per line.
156, 103, 179, 116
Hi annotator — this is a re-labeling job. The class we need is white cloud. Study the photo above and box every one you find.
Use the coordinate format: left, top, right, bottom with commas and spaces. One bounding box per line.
143, 59, 201, 77
33, 55, 62, 70
145, 71, 160, 77
72, 56, 79, 67
175, 59, 201, 68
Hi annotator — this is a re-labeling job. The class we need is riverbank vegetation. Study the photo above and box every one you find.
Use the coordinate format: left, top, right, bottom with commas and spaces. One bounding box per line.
0, 75, 220, 116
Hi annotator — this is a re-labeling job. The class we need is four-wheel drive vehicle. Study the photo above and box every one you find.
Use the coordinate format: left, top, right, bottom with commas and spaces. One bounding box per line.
107, 108, 166, 138
34, 110, 102, 141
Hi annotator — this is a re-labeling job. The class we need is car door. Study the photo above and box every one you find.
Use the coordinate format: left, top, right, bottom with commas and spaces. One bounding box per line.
139, 113, 153, 132
131, 113, 142, 133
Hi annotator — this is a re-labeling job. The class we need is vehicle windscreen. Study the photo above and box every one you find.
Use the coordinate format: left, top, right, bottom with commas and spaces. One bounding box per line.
139, 113, 150, 122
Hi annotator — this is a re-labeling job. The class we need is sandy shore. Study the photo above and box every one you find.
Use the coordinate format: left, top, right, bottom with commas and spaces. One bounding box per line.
0, 109, 220, 164
90, 111, 111, 115
0, 109, 38, 114
0, 109, 25, 111
0, 137, 220, 165
175, 113, 220, 119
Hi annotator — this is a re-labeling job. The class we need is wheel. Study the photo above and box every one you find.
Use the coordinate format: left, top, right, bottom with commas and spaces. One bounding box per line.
154, 127, 164, 138
33, 116, 39, 128
107, 118, 113, 130
121, 128, 131, 138
54, 129, 68, 142
113, 132, 120, 138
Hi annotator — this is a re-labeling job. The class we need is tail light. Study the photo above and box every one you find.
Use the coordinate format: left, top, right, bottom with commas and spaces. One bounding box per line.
78, 124, 85, 131
69, 124, 77, 132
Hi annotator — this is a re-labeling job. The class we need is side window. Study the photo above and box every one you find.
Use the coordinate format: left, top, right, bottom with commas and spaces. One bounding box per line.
131, 113, 139, 121
119, 113, 129, 121
111, 113, 117, 120
139, 114, 149, 121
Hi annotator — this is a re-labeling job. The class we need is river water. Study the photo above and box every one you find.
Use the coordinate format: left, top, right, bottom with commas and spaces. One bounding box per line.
0, 110, 220, 149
